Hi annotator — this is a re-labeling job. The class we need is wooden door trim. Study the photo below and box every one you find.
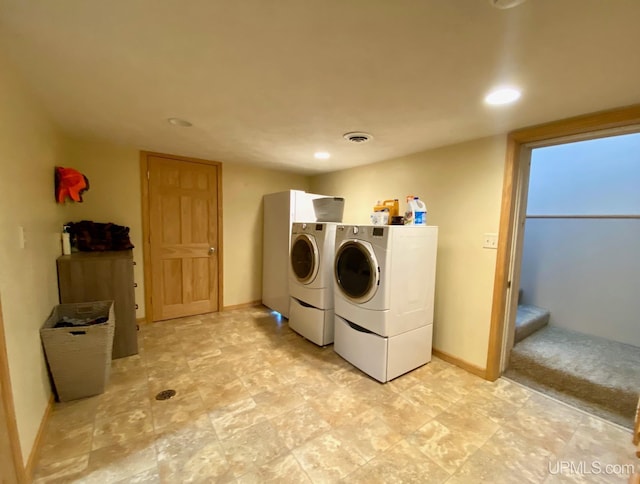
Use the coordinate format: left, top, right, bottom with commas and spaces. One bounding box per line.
140, 151, 224, 323
485, 104, 640, 381
0, 297, 27, 483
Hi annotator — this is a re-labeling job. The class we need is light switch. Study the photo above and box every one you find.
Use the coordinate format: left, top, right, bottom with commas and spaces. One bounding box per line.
483, 233, 498, 249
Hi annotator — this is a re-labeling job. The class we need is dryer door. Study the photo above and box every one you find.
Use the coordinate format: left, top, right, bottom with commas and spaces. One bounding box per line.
291, 234, 319, 284
334, 240, 379, 303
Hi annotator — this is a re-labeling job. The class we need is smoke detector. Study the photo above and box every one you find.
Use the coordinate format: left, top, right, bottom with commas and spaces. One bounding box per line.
489, 0, 527, 9
343, 132, 374, 144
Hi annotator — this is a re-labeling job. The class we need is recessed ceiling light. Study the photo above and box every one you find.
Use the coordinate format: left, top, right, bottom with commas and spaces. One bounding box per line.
167, 117, 193, 127
314, 151, 331, 160
484, 87, 522, 106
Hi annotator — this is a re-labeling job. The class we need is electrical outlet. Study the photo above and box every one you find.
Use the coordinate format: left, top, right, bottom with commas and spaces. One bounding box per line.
483, 233, 498, 249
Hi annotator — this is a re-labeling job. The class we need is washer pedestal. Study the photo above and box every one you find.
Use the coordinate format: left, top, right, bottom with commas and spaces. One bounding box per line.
289, 297, 335, 346
334, 314, 432, 382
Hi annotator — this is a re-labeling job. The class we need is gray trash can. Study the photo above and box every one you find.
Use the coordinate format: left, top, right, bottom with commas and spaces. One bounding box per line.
40, 301, 115, 401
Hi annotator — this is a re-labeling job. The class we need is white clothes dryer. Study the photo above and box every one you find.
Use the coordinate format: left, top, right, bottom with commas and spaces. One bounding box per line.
333, 224, 438, 337
332, 224, 438, 382
288, 222, 337, 345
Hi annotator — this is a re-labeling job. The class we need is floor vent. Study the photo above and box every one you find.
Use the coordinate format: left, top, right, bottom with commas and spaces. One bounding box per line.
155, 389, 177, 401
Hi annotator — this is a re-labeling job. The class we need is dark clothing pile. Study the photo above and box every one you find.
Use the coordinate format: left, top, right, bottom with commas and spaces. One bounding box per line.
54, 316, 109, 328
66, 220, 134, 251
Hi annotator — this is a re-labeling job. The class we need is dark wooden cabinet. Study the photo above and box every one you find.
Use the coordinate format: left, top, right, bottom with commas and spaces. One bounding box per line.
57, 250, 138, 359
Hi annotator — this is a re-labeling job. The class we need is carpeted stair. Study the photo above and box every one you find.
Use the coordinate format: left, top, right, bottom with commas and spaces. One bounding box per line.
515, 304, 550, 343
505, 325, 640, 428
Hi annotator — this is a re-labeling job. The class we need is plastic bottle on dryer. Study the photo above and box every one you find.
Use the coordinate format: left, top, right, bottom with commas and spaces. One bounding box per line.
406, 196, 427, 225
413, 197, 427, 225
404, 195, 414, 224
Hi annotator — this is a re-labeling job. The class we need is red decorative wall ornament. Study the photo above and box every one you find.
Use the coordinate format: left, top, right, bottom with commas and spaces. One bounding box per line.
54, 167, 90, 203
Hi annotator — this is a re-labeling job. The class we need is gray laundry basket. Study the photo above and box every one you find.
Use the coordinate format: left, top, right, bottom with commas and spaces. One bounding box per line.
313, 197, 345, 222
40, 301, 115, 401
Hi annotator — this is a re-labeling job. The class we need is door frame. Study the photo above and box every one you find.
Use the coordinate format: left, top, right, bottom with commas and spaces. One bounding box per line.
0, 297, 27, 483
485, 104, 640, 381
140, 151, 224, 323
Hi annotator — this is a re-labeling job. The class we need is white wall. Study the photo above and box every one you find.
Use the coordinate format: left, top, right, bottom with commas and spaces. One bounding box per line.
0, 49, 67, 463
311, 136, 506, 369
521, 219, 640, 346
521, 133, 640, 346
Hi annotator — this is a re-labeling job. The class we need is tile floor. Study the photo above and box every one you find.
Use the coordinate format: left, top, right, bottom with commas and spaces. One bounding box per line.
33, 307, 638, 483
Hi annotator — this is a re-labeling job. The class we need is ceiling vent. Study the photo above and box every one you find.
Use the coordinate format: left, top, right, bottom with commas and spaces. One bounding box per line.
489, 0, 527, 9
343, 132, 373, 144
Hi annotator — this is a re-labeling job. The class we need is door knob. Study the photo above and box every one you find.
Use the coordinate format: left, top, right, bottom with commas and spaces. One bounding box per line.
208, 247, 216, 255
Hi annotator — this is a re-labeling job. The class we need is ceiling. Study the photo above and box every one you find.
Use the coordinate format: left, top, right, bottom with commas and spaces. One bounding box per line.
1, 0, 639, 174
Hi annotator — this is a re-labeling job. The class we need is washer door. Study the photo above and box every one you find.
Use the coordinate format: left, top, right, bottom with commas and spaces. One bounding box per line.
334, 240, 379, 303
291, 234, 319, 284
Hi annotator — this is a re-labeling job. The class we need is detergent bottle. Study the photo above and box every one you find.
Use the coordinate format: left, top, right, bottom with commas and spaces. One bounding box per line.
372, 199, 400, 225
405, 196, 427, 225
373, 199, 399, 218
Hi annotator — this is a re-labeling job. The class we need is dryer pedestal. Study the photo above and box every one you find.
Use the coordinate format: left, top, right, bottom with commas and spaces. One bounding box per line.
334, 314, 432, 382
289, 297, 335, 346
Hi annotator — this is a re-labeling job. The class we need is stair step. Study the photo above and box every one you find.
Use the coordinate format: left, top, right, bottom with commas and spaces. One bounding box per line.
505, 325, 638, 429
515, 304, 550, 343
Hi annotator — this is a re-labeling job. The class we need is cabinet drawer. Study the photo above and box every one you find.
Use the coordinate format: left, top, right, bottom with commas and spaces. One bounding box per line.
334, 315, 432, 382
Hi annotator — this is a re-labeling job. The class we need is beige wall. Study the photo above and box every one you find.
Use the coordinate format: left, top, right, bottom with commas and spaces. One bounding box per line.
222, 164, 309, 306
61, 138, 145, 318
310, 136, 506, 369
0, 50, 67, 463
60, 140, 311, 311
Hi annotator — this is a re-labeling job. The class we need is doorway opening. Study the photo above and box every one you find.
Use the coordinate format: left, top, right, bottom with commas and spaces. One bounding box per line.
503, 132, 640, 428
485, 105, 640, 427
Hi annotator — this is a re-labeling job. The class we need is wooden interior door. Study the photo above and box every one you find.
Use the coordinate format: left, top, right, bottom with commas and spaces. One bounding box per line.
148, 155, 220, 321
0, 298, 24, 484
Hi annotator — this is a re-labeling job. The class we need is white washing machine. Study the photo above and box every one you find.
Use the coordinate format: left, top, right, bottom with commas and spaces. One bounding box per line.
288, 222, 337, 345
333, 224, 438, 382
